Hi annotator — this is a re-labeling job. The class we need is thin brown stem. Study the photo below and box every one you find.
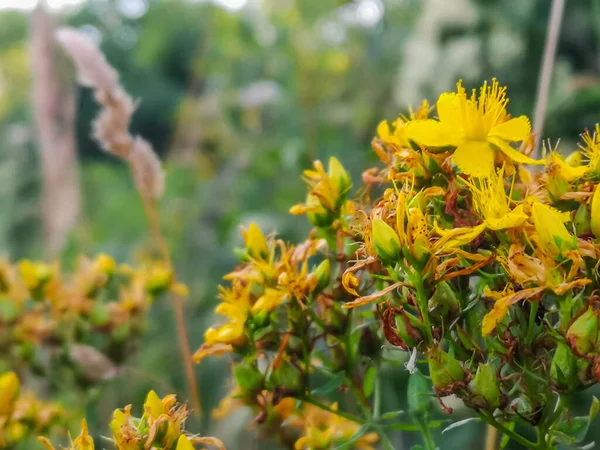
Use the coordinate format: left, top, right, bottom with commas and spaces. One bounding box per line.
532, 0, 567, 156
485, 424, 498, 450
141, 197, 202, 417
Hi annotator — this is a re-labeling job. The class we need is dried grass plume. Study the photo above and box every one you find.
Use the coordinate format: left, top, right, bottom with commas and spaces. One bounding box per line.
55, 28, 164, 200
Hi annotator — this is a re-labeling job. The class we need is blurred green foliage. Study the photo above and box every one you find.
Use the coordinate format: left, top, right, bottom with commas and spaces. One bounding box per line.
2, 0, 600, 448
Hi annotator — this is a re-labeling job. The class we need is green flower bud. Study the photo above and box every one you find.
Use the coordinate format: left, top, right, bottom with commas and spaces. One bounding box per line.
574, 203, 591, 236
306, 194, 335, 227
372, 218, 401, 262
407, 372, 433, 418
591, 184, 600, 238
234, 362, 263, 392
313, 259, 331, 292
472, 363, 501, 408
428, 281, 460, 326
268, 361, 302, 391
328, 156, 352, 207
567, 308, 599, 355
427, 348, 465, 390
546, 172, 570, 201
550, 342, 579, 391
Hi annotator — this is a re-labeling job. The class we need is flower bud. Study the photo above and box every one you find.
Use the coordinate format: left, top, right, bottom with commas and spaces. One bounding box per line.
407, 372, 433, 418
233, 362, 263, 393
328, 157, 352, 207
428, 281, 460, 326
313, 259, 331, 292
406, 208, 431, 263
306, 194, 334, 227
0, 372, 19, 416
176, 436, 195, 450
550, 342, 579, 390
427, 348, 465, 390
472, 363, 501, 408
567, 308, 599, 355
574, 203, 591, 236
372, 218, 401, 263
244, 223, 269, 260
531, 202, 577, 256
591, 184, 600, 238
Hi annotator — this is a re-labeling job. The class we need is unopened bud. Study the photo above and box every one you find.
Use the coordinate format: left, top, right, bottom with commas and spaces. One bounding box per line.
313, 259, 331, 292
306, 194, 334, 227
0, 372, 19, 416
567, 308, 599, 355
575, 203, 591, 236
472, 363, 501, 408
234, 362, 263, 393
372, 218, 401, 262
591, 184, 600, 238
550, 342, 579, 390
531, 202, 577, 256
328, 156, 352, 208
428, 281, 460, 326
244, 223, 269, 260
427, 348, 465, 390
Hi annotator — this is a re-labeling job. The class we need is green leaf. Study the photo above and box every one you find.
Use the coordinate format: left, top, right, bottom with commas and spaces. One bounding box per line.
410, 446, 426, 450
363, 366, 376, 397
311, 371, 346, 396
499, 421, 515, 449
555, 397, 600, 443
333, 424, 371, 450
442, 417, 481, 434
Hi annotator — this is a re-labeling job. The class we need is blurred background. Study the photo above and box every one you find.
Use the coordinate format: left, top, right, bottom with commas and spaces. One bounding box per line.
1, 0, 600, 448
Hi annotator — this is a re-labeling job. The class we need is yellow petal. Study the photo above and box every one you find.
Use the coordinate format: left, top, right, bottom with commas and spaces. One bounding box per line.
489, 137, 544, 166
485, 205, 528, 230
436, 93, 463, 130
488, 116, 531, 141
405, 119, 463, 147
175, 435, 195, 450
452, 141, 495, 177
144, 390, 166, 418
482, 299, 509, 336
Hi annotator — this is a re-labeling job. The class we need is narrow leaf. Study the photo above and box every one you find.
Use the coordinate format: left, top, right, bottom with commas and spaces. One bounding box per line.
442, 417, 481, 434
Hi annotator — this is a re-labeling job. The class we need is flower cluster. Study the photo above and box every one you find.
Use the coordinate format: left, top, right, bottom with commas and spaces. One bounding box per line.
0, 254, 186, 380
196, 79, 600, 449
38, 390, 223, 450
0, 372, 66, 449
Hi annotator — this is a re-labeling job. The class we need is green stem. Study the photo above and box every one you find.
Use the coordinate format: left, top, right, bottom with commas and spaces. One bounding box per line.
479, 413, 538, 449
411, 269, 434, 344
420, 419, 436, 450
526, 302, 539, 346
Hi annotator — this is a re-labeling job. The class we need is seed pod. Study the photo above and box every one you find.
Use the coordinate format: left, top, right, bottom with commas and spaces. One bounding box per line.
574, 203, 591, 236
372, 218, 401, 263
427, 348, 465, 390
472, 363, 501, 408
550, 342, 579, 391
567, 308, 599, 355
407, 372, 433, 418
395, 310, 423, 349
428, 281, 460, 326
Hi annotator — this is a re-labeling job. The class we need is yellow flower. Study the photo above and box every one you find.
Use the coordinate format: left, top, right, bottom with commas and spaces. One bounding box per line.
18, 260, 54, 291
545, 152, 587, 199
406, 79, 542, 177
580, 124, 600, 176
293, 403, 378, 450
242, 222, 269, 260
110, 407, 140, 450
72, 420, 94, 450
175, 435, 194, 450
463, 168, 528, 230
204, 283, 251, 346
251, 288, 285, 314
0, 372, 19, 417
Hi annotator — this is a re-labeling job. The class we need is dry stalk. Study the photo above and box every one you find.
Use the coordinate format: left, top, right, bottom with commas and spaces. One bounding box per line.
56, 28, 201, 415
